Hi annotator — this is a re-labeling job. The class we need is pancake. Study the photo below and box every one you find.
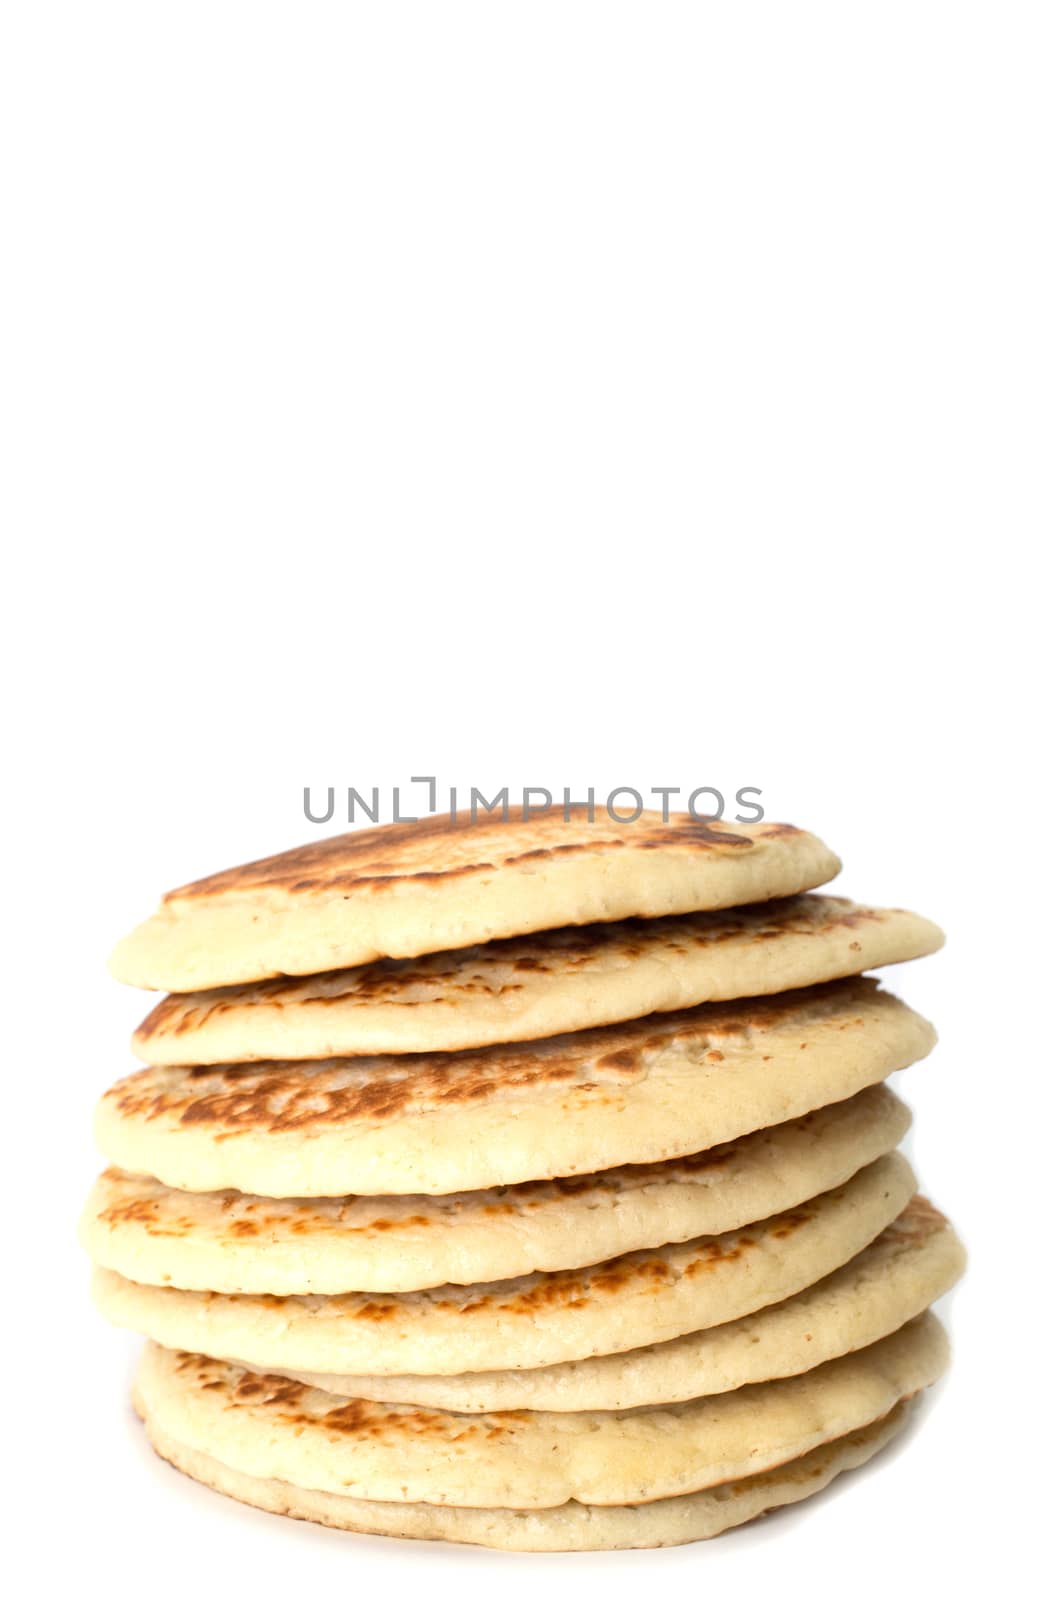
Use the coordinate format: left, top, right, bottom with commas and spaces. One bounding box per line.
140, 1400, 914, 1550
131, 895, 944, 1065
90, 1153, 914, 1376
96, 980, 934, 1196
109, 809, 840, 991
276, 1197, 963, 1410
79, 1084, 909, 1293
132, 1313, 947, 1509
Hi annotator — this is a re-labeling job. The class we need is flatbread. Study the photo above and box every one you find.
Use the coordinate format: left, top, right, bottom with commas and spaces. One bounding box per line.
140, 1399, 913, 1551
90, 1153, 914, 1376
79, 1084, 910, 1294
132, 1313, 947, 1508
278, 1197, 963, 1410
96, 980, 934, 1196
131, 895, 944, 1065
109, 810, 840, 992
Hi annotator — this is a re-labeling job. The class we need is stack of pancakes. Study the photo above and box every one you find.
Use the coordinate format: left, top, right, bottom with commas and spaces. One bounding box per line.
82, 811, 964, 1551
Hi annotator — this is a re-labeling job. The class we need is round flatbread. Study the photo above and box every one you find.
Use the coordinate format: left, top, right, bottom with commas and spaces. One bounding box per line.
96, 980, 934, 1196
90, 1153, 914, 1376
278, 1197, 963, 1410
132, 1313, 947, 1508
131, 895, 944, 1066
109, 810, 841, 992
79, 1084, 910, 1293
140, 1400, 913, 1551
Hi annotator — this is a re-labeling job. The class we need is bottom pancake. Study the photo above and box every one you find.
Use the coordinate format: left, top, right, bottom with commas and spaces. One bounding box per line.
132, 1314, 947, 1510
139, 1399, 914, 1551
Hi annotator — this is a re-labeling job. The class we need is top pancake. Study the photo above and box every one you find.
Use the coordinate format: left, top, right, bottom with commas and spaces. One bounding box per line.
108, 809, 840, 991
132, 893, 944, 1065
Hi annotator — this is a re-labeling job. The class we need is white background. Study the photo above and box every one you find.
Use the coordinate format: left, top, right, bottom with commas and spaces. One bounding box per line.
3, 2, 1056, 1596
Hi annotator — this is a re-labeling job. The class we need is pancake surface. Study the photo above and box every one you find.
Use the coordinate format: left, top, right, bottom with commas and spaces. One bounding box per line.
140, 1400, 913, 1550
80, 1084, 910, 1293
97, 980, 934, 1195
281, 1197, 963, 1410
91, 1153, 914, 1375
132, 1313, 947, 1508
131, 895, 944, 1065
110, 809, 841, 991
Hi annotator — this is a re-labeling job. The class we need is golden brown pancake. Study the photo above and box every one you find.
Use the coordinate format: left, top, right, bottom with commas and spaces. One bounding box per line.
96, 979, 935, 1195
131, 1314, 948, 1509
130, 894, 944, 1065
139, 1399, 915, 1550
109, 808, 840, 990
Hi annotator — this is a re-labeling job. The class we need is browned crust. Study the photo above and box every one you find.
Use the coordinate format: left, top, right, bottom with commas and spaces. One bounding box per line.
164, 809, 797, 901
108, 978, 880, 1135
160, 1192, 819, 1352
172, 1351, 527, 1440
89, 1128, 759, 1241
134, 897, 889, 1050
886, 1193, 947, 1243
